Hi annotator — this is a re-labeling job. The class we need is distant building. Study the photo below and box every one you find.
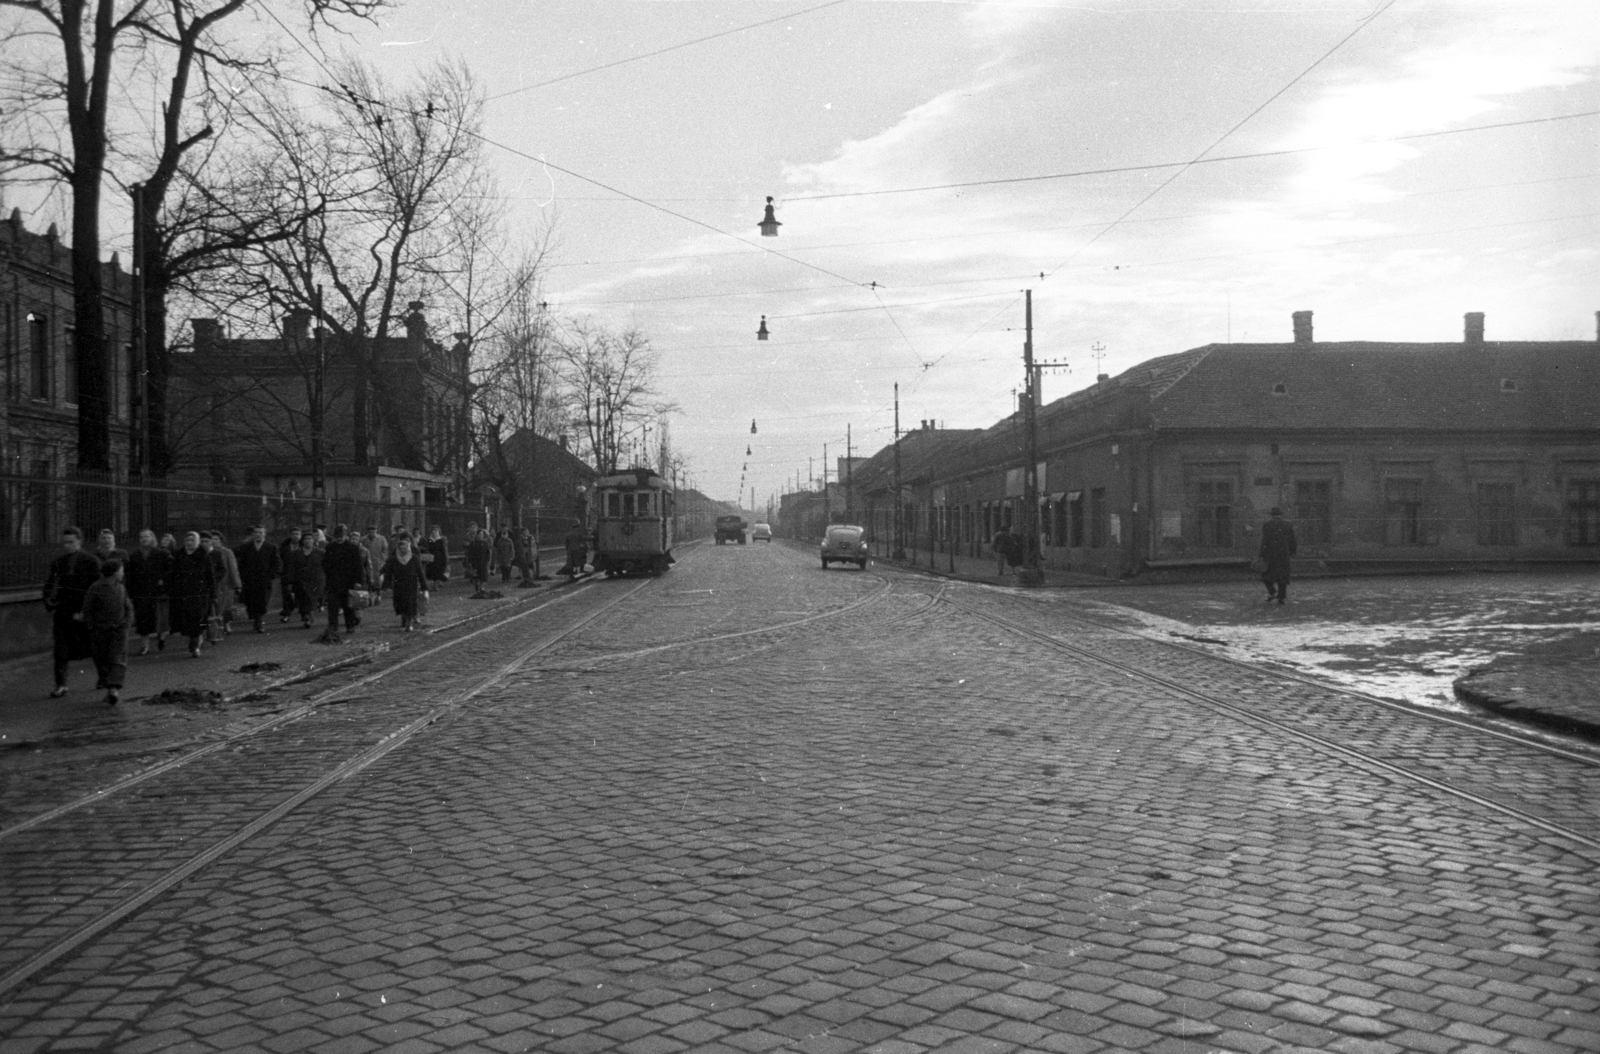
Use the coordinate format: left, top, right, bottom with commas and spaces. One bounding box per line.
168, 301, 471, 515
471, 429, 598, 531
1, 209, 137, 544
853, 311, 1600, 576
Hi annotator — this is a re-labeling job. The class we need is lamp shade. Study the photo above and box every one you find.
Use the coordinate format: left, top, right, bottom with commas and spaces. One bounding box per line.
758, 196, 781, 237
756, 316, 769, 341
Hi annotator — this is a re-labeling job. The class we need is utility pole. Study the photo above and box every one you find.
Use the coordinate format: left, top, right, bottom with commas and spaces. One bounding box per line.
128, 184, 148, 528
1019, 290, 1043, 585
312, 286, 327, 509
823, 442, 830, 524
845, 423, 852, 523
893, 383, 905, 560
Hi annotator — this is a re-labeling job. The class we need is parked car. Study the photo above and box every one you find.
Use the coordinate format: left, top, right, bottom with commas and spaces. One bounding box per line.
820, 524, 869, 569
751, 523, 772, 542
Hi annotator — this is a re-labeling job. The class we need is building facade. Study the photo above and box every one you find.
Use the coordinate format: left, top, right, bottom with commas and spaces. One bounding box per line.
852, 312, 1600, 577
1, 209, 137, 544
168, 302, 472, 508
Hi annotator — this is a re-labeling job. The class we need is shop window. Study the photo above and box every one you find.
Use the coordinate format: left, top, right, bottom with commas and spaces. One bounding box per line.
1383, 478, 1424, 546
1068, 493, 1085, 547
1475, 482, 1516, 546
1189, 480, 1233, 547
1294, 480, 1332, 546
1565, 480, 1600, 547
1090, 488, 1107, 548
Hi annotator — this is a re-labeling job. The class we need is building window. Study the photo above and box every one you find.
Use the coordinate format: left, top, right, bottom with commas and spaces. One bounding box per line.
1090, 488, 1108, 548
1295, 479, 1332, 546
1383, 478, 1424, 546
1566, 480, 1600, 547
63, 328, 77, 405
1475, 482, 1516, 546
1189, 480, 1233, 547
29, 313, 49, 399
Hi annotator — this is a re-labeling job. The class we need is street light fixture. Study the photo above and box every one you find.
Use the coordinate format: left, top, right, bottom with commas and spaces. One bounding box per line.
757, 316, 769, 341
758, 196, 781, 237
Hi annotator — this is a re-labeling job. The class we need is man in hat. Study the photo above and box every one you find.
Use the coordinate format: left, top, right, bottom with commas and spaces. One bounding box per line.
1258, 507, 1298, 605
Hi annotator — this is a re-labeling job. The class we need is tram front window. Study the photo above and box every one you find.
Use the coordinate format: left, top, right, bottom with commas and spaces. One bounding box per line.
636, 493, 651, 516
606, 493, 621, 517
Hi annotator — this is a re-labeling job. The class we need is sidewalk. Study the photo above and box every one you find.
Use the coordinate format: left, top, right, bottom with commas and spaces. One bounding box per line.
868, 539, 1118, 588
0, 557, 573, 750
1452, 632, 1600, 739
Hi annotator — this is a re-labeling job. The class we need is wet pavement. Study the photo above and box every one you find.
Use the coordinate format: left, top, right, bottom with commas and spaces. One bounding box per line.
877, 544, 1600, 740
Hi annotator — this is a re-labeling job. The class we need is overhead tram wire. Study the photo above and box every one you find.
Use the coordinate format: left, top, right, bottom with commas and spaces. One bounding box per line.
786, 109, 1600, 202
258, 37, 1597, 326
1041, 0, 1402, 278
485, 0, 849, 103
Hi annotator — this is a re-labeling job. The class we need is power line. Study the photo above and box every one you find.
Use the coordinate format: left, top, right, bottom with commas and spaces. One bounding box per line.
786, 110, 1600, 202
485, 0, 848, 103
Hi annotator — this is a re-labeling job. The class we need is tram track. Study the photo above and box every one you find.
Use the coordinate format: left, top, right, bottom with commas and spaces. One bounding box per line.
0, 546, 892, 1002
940, 592, 1600, 860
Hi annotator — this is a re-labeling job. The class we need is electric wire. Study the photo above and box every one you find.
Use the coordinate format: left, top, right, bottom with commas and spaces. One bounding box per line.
484, 0, 849, 103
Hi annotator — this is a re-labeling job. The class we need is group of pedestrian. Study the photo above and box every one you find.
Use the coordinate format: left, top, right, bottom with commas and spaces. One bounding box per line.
41, 520, 466, 705
461, 524, 543, 592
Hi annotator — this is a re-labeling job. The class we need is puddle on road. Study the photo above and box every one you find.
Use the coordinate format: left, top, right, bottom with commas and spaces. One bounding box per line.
1040, 571, 1600, 714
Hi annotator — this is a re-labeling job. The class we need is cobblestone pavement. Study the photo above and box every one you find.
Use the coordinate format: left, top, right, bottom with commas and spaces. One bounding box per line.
0, 540, 1596, 1053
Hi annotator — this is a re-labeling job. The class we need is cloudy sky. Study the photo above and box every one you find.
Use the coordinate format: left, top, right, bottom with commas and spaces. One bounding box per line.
45, 0, 1600, 508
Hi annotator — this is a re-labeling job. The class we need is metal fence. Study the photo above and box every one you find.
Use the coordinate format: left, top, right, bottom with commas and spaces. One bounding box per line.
0, 473, 574, 591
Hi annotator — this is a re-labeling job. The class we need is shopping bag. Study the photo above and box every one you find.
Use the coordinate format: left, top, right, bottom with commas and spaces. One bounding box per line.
348, 588, 375, 610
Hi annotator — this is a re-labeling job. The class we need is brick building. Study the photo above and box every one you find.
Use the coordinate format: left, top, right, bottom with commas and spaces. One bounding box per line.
851, 312, 1600, 577
168, 301, 472, 512
1, 210, 138, 544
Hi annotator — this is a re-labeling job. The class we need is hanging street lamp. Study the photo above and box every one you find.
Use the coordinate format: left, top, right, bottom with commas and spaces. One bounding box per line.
758, 196, 781, 237
756, 316, 769, 341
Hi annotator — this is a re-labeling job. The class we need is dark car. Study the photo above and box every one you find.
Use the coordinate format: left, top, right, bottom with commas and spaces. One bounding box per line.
820, 524, 868, 569
715, 515, 747, 545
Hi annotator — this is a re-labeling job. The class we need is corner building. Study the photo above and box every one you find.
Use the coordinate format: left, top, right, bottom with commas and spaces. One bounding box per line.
856, 311, 1600, 577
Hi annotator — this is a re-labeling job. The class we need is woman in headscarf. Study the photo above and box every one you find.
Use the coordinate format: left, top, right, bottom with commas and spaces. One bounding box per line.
380, 535, 430, 631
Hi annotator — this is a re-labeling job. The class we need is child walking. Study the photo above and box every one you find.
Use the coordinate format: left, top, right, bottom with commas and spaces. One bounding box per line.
82, 559, 134, 706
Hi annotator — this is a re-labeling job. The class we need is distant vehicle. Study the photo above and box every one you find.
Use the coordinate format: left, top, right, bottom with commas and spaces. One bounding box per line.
715, 515, 747, 545
751, 523, 772, 542
590, 468, 675, 575
820, 524, 869, 569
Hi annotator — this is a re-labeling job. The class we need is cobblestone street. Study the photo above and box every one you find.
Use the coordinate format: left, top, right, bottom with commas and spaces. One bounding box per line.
1, 540, 1597, 1054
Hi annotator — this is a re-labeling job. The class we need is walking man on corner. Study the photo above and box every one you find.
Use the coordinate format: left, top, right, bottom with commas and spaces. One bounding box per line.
321, 525, 366, 641
991, 522, 1014, 577
1259, 506, 1297, 605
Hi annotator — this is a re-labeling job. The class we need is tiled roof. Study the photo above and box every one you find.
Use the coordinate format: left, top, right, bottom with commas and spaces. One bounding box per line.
1151, 342, 1600, 431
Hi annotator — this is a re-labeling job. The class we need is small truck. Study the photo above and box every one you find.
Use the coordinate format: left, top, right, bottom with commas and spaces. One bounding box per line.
714, 515, 748, 545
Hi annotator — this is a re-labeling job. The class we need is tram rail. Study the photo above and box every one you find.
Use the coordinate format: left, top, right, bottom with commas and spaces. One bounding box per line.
939, 592, 1600, 860
0, 546, 891, 1001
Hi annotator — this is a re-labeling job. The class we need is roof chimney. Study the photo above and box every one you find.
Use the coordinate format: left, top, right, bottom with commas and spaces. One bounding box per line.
1464, 312, 1485, 345
1097, 373, 1109, 383
283, 308, 311, 343
1291, 310, 1313, 346
191, 317, 222, 350
403, 301, 428, 341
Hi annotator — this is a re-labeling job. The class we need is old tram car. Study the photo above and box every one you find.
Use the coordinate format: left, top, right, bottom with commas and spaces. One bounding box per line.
590, 468, 676, 576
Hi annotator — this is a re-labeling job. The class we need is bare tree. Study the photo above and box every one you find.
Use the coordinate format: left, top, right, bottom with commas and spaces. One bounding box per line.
557, 320, 674, 477
221, 58, 486, 471
0, 0, 384, 479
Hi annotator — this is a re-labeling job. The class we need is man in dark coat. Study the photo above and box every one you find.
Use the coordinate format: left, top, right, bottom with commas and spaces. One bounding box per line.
234, 525, 283, 633
277, 527, 303, 622
43, 526, 103, 697
321, 524, 367, 640
1259, 507, 1298, 605
561, 521, 589, 578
